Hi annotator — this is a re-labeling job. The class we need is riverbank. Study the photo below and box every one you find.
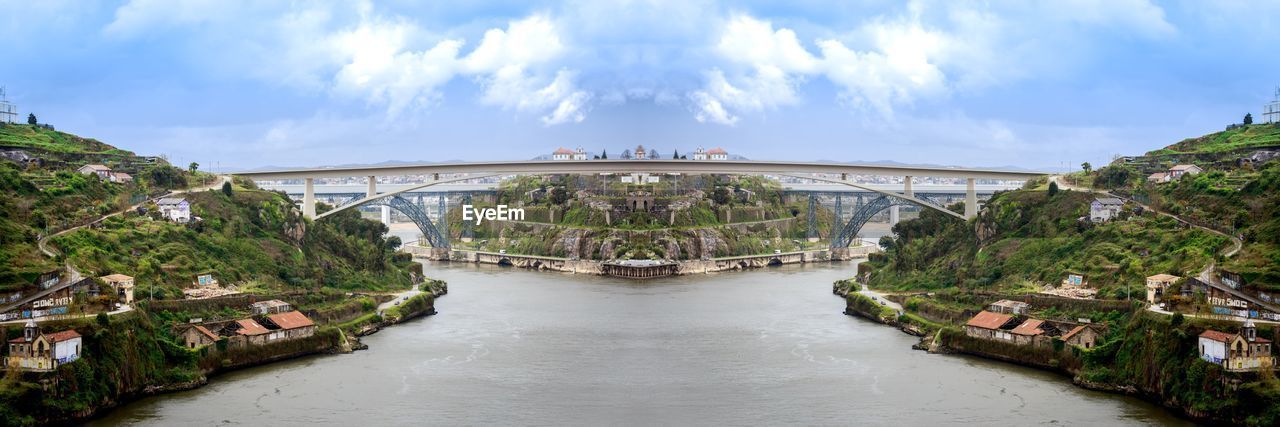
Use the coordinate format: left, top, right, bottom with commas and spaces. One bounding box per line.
87, 262, 1186, 425
1, 281, 448, 426
835, 279, 1279, 426
405, 244, 878, 277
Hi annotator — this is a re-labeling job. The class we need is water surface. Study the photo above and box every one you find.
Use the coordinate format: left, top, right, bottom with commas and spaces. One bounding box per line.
93, 262, 1188, 426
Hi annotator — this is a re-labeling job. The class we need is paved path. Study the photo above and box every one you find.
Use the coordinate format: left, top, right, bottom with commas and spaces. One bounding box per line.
376, 284, 423, 316
0, 304, 134, 326
857, 283, 904, 313
1145, 304, 1279, 325
11, 175, 230, 322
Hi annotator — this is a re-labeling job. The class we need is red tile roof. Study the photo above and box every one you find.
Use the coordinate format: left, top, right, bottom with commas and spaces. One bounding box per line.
965, 311, 1014, 330
7, 336, 30, 344
707, 147, 727, 155
267, 311, 315, 330
553, 147, 575, 155
193, 325, 219, 341
44, 330, 81, 343
1062, 325, 1089, 341
1199, 330, 1236, 343
1011, 319, 1045, 336
236, 319, 270, 336
1254, 336, 1272, 344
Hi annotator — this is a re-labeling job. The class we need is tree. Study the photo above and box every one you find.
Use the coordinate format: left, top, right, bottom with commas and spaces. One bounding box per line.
1048, 181, 1059, 197
549, 186, 569, 205
673, 150, 680, 159
711, 186, 731, 205
27, 113, 36, 125
600, 149, 608, 159
1081, 162, 1092, 173
188, 162, 199, 174
221, 181, 233, 197
384, 235, 402, 251
878, 235, 896, 251
96, 312, 110, 327
1244, 113, 1253, 125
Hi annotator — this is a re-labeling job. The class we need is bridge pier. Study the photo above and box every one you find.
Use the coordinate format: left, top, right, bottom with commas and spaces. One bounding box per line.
965, 178, 977, 219
366, 176, 376, 198
303, 178, 315, 219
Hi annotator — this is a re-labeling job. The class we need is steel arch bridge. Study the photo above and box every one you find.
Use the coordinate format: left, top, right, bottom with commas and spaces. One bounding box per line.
830, 192, 956, 248
316, 192, 452, 249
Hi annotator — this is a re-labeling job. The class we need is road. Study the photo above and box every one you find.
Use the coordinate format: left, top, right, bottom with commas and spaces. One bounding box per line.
375, 284, 423, 315
857, 283, 904, 313
1049, 175, 1279, 319
38, 175, 231, 258
0, 304, 135, 326
11, 176, 230, 321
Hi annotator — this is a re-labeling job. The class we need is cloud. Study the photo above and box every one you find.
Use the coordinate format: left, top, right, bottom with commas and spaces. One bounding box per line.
104, 1, 590, 125
691, 0, 1177, 125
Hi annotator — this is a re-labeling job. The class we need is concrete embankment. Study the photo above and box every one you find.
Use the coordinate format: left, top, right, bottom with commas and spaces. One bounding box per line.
408, 244, 861, 277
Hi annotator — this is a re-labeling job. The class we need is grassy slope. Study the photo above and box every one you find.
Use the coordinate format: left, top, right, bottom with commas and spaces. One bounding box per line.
868, 190, 1225, 295
1094, 123, 1280, 289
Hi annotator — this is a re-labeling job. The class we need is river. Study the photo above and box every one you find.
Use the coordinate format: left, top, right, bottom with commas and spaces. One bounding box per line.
92, 262, 1189, 426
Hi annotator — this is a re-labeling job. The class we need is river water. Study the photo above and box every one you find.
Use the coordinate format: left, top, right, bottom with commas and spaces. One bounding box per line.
93, 262, 1188, 426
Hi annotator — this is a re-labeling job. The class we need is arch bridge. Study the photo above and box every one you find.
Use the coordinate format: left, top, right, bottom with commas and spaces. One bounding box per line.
236, 159, 1043, 250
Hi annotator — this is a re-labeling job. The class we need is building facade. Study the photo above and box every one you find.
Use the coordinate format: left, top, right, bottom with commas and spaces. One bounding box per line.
1199, 321, 1275, 372
156, 197, 191, 223
4, 321, 82, 372
1089, 198, 1124, 222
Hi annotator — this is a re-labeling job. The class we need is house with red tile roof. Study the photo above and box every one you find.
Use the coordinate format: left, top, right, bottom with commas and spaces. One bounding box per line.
1062, 324, 1102, 349
4, 321, 82, 372
263, 311, 317, 341
964, 311, 1018, 342
1199, 321, 1275, 372
177, 324, 220, 349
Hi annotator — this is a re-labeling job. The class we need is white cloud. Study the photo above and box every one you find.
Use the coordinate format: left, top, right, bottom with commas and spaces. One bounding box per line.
104, 1, 591, 125
691, 0, 1177, 125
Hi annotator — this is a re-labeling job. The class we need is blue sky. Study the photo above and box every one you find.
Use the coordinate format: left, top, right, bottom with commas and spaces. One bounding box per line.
1, 0, 1277, 171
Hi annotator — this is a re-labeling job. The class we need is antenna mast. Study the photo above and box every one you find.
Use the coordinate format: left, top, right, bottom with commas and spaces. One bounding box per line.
0, 86, 17, 124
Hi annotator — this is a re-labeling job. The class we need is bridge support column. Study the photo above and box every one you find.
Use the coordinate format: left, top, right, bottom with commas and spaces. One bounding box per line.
965, 178, 977, 219
380, 205, 391, 224
366, 176, 376, 198
303, 178, 315, 219
891, 175, 912, 226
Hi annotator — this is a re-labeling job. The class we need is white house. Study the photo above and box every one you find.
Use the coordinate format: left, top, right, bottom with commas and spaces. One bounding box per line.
1199, 321, 1275, 372
156, 197, 191, 223
1168, 164, 1203, 179
1089, 197, 1124, 222
691, 147, 708, 160
707, 147, 728, 160
552, 147, 574, 160
4, 321, 82, 372
99, 273, 135, 304
572, 147, 588, 160
77, 164, 112, 180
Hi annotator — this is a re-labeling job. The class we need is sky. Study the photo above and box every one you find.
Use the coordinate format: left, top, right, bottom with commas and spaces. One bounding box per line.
1, 0, 1278, 172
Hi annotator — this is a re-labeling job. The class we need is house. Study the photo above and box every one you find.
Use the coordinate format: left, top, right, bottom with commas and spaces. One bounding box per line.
964, 311, 1018, 342
1199, 321, 1275, 372
1063, 324, 1102, 349
156, 197, 191, 223
99, 273, 135, 304
177, 324, 220, 348
263, 311, 317, 341
1168, 164, 1203, 179
232, 318, 272, 346
250, 299, 293, 315
77, 164, 112, 180
108, 172, 133, 183
988, 299, 1030, 315
572, 147, 588, 160
707, 147, 728, 160
692, 147, 708, 160
1089, 197, 1124, 222
1010, 319, 1060, 346
551, 147, 575, 160
1147, 172, 1171, 183
4, 321, 82, 372
1145, 274, 1180, 304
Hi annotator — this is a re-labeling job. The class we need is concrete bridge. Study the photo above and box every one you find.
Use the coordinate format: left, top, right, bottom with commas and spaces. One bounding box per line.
237, 159, 1045, 250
